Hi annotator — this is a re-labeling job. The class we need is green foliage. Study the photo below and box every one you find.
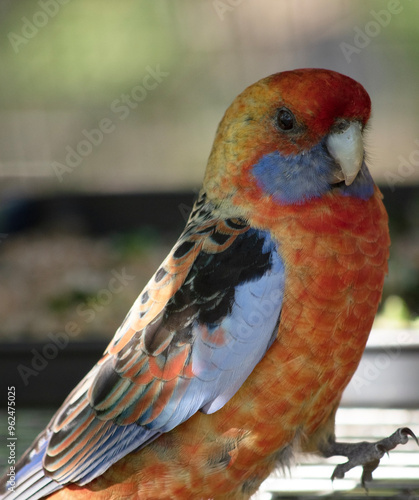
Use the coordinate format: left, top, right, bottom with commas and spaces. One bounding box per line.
48, 288, 92, 312
110, 228, 159, 259
0, 0, 177, 107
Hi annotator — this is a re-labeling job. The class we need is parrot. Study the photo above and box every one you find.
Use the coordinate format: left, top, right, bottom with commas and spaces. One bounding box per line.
0, 68, 416, 500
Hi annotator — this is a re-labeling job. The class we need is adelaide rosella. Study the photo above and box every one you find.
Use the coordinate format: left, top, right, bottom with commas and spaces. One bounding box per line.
1, 68, 415, 500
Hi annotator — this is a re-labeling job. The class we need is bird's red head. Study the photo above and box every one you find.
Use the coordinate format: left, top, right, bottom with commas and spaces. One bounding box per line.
266, 68, 371, 150
204, 68, 372, 209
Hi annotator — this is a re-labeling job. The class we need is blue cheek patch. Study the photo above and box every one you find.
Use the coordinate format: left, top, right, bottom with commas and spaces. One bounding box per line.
252, 143, 374, 204
341, 166, 375, 200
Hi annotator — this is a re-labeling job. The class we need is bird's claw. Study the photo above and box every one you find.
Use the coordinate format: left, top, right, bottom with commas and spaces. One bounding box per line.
330, 443, 384, 489
399, 427, 418, 445
322, 427, 417, 489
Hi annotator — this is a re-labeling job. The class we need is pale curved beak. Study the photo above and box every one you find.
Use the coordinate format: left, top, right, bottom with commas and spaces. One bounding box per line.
326, 121, 364, 186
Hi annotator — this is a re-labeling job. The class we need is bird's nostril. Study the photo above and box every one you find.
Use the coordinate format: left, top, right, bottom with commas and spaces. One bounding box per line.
334, 119, 350, 133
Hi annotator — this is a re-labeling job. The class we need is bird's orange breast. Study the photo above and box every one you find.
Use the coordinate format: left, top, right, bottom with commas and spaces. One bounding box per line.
220, 186, 390, 460
201, 186, 390, 489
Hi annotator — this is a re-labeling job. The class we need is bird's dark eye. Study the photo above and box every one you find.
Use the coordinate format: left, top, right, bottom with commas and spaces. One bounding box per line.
275, 107, 295, 131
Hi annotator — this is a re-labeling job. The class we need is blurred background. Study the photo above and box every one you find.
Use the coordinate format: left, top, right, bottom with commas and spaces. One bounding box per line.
0, 1, 418, 498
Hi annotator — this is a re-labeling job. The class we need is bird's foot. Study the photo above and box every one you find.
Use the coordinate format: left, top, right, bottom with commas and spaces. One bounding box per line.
320, 427, 418, 489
